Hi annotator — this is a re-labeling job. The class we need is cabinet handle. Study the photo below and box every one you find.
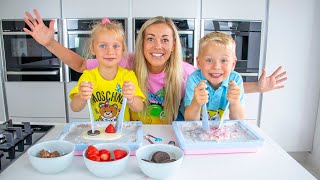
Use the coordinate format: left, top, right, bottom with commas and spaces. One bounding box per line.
6, 70, 59, 75
239, 73, 259, 77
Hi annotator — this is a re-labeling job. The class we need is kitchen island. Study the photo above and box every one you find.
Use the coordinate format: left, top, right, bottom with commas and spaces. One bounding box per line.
0, 123, 316, 180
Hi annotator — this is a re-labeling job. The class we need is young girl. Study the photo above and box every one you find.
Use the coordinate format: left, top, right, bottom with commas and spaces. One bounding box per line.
69, 18, 145, 121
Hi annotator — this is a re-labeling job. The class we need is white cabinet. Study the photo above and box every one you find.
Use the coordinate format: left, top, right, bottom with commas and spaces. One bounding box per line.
132, 0, 200, 18
223, 93, 260, 125
201, 0, 266, 20
0, 0, 61, 19
5, 82, 67, 123
244, 93, 260, 124
260, 0, 319, 151
66, 82, 89, 121
62, 0, 130, 18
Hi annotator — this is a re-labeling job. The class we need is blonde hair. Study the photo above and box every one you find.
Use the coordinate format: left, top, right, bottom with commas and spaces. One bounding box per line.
83, 19, 127, 59
135, 16, 184, 124
199, 31, 236, 57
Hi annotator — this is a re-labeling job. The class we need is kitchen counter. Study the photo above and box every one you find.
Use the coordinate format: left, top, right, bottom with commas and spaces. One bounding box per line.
0, 122, 316, 180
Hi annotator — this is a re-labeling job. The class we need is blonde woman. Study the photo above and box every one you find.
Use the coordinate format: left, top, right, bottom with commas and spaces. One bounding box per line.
23, 9, 287, 124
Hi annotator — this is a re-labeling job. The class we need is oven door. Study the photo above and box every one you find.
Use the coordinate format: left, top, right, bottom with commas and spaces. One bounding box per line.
179, 31, 194, 65
3, 32, 61, 81
67, 31, 91, 81
204, 30, 259, 82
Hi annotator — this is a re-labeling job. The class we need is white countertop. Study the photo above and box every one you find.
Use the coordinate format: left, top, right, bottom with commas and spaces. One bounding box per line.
0, 122, 316, 180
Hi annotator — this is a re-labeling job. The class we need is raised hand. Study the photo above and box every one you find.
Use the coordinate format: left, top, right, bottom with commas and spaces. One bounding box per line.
258, 66, 287, 93
23, 9, 55, 47
122, 81, 136, 104
227, 80, 241, 105
78, 82, 93, 101
192, 80, 209, 107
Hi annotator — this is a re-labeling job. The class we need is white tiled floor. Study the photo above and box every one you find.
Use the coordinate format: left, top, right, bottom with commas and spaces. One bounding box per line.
299, 161, 320, 180
289, 152, 320, 179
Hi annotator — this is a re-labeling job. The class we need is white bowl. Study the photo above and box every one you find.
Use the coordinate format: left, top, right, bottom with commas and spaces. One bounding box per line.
27, 140, 75, 174
136, 144, 184, 180
83, 143, 130, 178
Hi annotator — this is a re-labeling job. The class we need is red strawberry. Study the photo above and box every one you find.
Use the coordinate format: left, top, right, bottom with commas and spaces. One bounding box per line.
99, 149, 111, 161
86, 145, 99, 158
113, 149, 128, 160
105, 124, 116, 133
88, 154, 101, 161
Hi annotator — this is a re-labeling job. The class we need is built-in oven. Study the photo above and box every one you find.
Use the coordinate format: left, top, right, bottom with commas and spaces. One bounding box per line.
63, 19, 127, 82
134, 18, 196, 66
202, 20, 262, 82
0, 20, 61, 82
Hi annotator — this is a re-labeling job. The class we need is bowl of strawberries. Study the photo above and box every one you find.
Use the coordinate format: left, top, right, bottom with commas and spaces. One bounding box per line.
83, 143, 130, 178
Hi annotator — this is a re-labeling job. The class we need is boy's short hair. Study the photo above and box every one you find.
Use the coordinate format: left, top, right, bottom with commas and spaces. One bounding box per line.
198, 32, 236, 56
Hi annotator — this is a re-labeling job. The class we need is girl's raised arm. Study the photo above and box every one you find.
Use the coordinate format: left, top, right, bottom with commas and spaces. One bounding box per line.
23, 9, 87, 73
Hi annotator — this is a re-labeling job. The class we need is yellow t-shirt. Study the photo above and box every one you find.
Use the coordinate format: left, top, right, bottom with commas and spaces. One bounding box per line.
69, 67, 145, 122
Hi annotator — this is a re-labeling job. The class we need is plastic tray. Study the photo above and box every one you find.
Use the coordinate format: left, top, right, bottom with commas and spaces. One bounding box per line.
56, 121, 143, 155
172, 120, 264, 154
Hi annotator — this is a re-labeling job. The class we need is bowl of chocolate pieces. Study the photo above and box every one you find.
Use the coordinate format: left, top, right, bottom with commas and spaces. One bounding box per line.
136, 144, 184, 179
27, 140, 75, 174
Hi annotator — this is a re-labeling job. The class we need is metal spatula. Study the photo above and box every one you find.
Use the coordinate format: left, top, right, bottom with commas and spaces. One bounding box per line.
202, 103, 210, 132
87, 99, 100, 135
218, 101, 229, 129
115, 97, 127, 134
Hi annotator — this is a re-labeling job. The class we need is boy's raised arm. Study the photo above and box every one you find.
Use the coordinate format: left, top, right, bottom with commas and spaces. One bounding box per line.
23, 9, 87, 73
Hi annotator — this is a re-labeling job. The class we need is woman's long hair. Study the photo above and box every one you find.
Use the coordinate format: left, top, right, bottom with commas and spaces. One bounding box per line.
134, 16, 183, 124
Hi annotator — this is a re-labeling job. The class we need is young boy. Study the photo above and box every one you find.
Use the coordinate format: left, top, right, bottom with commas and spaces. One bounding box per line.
184, 32, 245, 121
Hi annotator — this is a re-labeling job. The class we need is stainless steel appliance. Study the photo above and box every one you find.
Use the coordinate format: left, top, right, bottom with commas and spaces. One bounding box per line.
134, 18, 196, 65
63, 19, 127, 82
1, 20, 62, 81
0, 119, 54, 173
202, 20, 262, 82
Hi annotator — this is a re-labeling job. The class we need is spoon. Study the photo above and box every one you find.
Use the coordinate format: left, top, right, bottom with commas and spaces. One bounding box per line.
200, 81, 210, 132
83, 81, 99, 135
202, 104, 210, 132
87, 99, 96, 134
144, 134, 163, 144
115, 97, 127, 133
218, 101, 229, 129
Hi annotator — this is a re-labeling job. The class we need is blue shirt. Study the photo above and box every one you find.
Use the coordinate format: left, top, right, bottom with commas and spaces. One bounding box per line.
184, 69, 245, 120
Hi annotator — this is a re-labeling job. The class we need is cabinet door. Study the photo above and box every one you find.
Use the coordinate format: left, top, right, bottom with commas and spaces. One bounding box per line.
62, 0, 130, 18
10, 117, 66, 123
202, 0, 266, 20
244, 93, 260, 124
6, 82, 66, 119
66, 82, 89, 120
221, 93, 259, 125
0, 0, 61, 19
132, 0, 200, 18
